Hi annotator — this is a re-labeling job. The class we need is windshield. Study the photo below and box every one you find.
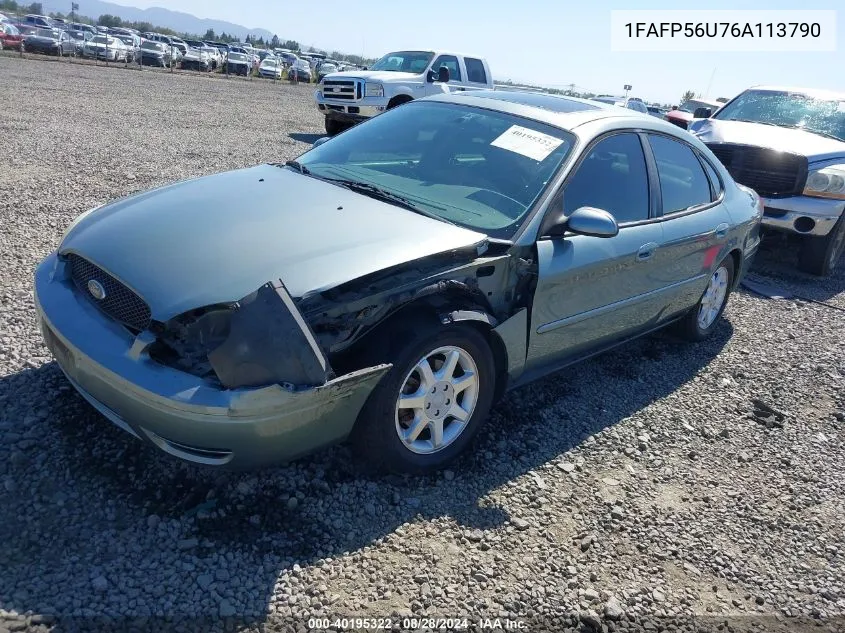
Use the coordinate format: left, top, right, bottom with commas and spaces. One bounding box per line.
261, 58, 277, 66
141, 41, 161, 51
713, 89, 845, 141
297, 101, 575, 238
34, 28, 56, 38
116, 35, 133, 45
679, 99, 715, 113
91, 35, 111, 44
228, 52, 247, 61
369, 50, 434, 73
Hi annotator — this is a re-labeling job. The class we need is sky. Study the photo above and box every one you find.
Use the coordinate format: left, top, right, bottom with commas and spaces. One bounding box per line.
104, 0, 842, 105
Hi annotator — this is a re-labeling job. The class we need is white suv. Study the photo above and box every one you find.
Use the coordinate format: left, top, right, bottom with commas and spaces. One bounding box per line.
315, 49, 493, 135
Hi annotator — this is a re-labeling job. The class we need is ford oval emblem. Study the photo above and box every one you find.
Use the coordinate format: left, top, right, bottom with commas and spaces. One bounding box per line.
87, 279, 106, 301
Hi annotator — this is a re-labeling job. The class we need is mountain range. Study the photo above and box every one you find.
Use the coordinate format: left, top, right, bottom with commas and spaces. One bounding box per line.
67, 0, 275, 40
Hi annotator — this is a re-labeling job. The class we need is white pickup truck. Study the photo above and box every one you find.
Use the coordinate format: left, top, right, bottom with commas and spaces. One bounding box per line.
314, 50, 494, 135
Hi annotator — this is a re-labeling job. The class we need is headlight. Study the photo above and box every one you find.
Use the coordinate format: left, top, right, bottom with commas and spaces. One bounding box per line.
365, 82, 384, 98
804, 164, 845, 200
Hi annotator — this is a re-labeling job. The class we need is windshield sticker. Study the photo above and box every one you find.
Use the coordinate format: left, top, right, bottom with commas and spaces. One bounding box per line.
490, 125, 564, 161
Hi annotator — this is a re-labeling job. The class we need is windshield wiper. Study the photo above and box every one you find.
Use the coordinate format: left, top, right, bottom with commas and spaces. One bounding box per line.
284, 159, 311, 175
325, 178, 455, 224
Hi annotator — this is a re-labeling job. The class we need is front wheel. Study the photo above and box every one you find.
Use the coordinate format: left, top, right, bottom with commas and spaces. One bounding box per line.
324, 117, 344, 136
353, 322, 496, 474
798, 215, 845, 276
677, 256, 735, 341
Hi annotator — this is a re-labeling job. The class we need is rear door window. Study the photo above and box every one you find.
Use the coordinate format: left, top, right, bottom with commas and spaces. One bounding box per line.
465, 58, 487, 84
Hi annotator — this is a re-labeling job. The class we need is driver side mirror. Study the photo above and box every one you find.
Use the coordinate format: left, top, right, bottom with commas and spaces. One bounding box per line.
693, 107, 712, 118
427, 66, 451, 83
541, 206, 619, 239
312, 136, 330, 148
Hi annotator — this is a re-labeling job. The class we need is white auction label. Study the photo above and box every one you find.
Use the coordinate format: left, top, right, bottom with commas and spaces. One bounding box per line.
490, 125, 564, 162
610, 10, 836, 52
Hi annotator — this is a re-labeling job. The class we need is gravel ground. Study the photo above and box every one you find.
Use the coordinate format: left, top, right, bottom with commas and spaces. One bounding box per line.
1, 56, 844, 633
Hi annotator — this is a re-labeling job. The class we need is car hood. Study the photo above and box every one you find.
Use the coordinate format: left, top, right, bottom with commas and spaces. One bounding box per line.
324, 70, 419, 82
59, 164, 488, 322
691, 118, 845, 162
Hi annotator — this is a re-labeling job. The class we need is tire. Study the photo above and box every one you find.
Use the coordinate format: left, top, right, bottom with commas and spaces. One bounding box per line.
352, 321, 496, 474
387, 96, 413, 110
324, 117, 345, 136
798, 215, 845, 276
677, 255, 735, 341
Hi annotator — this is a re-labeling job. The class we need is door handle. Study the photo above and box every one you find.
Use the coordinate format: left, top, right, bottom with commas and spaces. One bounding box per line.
637, 242, 658, 261
714, 223, 729, 239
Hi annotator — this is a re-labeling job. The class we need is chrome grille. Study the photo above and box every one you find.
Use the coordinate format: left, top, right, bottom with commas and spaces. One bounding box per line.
66, 253, 152, 332
321, 79, 358, 101
706, 143, 808, 197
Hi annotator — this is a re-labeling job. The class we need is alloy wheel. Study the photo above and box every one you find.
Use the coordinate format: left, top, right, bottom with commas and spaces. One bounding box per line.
697, 266, 729, 330
395, 345, 479, 455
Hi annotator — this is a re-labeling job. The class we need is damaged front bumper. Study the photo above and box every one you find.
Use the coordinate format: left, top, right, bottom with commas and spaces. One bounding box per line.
33, 252, 390, 468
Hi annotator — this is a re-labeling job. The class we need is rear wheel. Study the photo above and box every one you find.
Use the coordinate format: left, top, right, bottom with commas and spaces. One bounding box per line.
798, 215, 845, 276
353, 322, 496, 474
677, 255, 735, 341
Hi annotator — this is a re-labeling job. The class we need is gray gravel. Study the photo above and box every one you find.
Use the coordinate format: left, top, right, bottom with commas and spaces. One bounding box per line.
1, 56, 844, 633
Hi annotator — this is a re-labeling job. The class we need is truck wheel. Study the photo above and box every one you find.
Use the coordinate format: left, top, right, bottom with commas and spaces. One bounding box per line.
798, 215, 845, 276
387, 96, 413, 110
352, 321, 496, 474
324, 117, 344, 136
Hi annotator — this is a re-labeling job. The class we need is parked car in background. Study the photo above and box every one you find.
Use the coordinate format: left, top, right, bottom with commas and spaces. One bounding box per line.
317, 62, 337, 82
185, 40, 220, 69
665, 97, 723, 130
181, 46, 211, 71
226, 51, 250, 76
24, 27, 76, 56
315, 49, 494, 135
647, 105, 667, 118
591, 95, 650, 114
35, 91, 761, 472
23, 14, 54, 28
112, 33, 140, 63
277, 51, 298, 67
138, 40, 172, 67
289, 57, 312, 82
67, 22, 97, 36
144, 32, 180, 60
170, 36, 188, 57
83, 34, 128, 61
690, 85, 845, 275
65, 29, 93, 55
0, 22, 25, 51
258, 56, 283, 79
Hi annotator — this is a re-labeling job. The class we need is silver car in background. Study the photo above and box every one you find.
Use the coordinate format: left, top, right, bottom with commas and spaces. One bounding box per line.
34, 92, 761, 473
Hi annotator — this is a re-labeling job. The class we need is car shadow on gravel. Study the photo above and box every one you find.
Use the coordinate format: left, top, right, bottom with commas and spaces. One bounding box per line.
288, 132, 325, 145
0, 318, 736, 624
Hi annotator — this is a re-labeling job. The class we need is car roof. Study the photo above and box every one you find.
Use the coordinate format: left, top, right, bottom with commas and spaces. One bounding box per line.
743, 85, 845, 100
426, 90, 675, 132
